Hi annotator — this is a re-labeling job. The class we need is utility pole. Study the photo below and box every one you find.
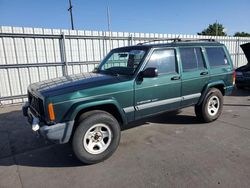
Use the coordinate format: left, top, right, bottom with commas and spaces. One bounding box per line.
68, 0, 74, 30
107, 6, 112, 49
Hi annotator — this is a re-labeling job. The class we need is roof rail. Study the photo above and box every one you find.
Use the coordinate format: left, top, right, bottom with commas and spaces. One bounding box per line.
137, 38, 216, 45
180, 38, 216, 42
137, 38, 181, 45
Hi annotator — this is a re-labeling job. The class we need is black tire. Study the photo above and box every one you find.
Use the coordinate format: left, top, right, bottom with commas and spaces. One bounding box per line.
72, 110, 121, 164
195, 88, 223, 123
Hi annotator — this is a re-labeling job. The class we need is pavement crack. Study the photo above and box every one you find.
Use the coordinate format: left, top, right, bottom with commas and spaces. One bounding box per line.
218, 119, 250, 131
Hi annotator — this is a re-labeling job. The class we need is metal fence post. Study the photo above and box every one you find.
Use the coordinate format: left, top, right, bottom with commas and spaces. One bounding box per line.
60, 32, 68, 76
102, 31, 106, 58
129, 34, 133, 46
236, 37, 240, 67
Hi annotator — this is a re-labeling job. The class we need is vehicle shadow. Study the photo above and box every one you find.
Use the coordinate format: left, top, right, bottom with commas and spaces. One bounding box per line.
122, 110, 201, 131
0, 108, 199, 168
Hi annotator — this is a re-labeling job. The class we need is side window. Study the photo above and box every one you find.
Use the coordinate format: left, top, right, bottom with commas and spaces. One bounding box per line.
206, 47, 229, 67
179, 48, 205, 72
145, 49, 177, 74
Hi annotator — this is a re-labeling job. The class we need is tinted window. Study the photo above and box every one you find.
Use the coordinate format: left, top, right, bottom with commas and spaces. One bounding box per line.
206, 47, 229, 67
180, 48, 205, 71
145, 49, 177, 74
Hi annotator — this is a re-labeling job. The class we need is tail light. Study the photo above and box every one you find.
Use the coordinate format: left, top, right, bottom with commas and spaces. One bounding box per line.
233, 70, 236, 85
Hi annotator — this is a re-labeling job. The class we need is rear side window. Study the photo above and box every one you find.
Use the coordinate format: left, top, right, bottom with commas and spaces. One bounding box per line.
145, 49, 177, 74
179, 48, 205, 72
206, 47, 229, 67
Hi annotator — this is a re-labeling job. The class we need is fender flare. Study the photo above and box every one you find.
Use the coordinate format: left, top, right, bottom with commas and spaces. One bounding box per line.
197, 80, 226, 105
63, 98, 127, 125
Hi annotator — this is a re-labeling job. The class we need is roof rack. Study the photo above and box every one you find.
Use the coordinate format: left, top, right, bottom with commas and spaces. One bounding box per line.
180, 38, 216, 42
137, 38, 216, 45
137, 38, 181, 45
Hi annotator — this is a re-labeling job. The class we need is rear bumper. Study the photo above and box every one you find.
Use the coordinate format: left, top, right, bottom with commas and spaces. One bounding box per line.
22, 102, 74, 144
236, 78, 250, 87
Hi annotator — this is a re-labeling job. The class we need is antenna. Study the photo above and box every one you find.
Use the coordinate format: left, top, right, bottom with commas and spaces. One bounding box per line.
68, 0, 75, 30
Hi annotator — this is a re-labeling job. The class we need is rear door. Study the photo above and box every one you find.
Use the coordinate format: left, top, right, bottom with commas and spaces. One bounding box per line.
205, 46, 233, 87
179, 47, 209, 107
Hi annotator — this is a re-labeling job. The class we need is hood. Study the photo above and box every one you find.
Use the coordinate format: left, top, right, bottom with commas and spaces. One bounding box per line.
29, 72, 122, 97
241, 42, 250, 63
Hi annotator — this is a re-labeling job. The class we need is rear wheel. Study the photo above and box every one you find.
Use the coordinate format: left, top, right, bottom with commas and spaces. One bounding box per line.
72, 110, 120, 164
195, 88, 223, 122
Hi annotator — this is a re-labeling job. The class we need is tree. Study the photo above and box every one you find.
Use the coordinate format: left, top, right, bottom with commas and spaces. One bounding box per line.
198, 22, 227, 36
234, 32, 250, 37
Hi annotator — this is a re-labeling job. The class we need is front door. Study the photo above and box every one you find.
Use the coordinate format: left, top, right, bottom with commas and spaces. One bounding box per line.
134, 48, 181, 119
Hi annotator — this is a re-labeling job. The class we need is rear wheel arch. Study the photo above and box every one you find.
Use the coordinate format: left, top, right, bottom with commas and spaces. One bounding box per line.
198, 82, 225, 105
212, 84, 225, 96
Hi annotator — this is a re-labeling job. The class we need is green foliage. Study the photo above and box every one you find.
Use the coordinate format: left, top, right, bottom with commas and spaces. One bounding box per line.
234, 32, 250, 37
198, 22, 227, 36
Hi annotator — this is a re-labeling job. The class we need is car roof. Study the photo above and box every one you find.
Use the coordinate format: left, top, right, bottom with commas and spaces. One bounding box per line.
114, 41, 224, 51
139, 41, 224, 48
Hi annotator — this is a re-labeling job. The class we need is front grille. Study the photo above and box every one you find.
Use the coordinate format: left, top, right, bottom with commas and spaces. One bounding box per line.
28, 92, 44, 117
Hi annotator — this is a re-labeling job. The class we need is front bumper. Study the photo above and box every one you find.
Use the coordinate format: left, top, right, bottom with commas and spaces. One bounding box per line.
22, 102, 74, 144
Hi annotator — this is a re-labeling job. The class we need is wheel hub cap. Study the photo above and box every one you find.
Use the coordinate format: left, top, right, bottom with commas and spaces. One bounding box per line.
207, 96, 220, 116
93, 132, 102, 142
83, 123, 112, 155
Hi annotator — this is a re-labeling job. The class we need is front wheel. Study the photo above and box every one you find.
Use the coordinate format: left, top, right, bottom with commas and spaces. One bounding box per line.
72, 110, 121, 164
195, 88, 223, 123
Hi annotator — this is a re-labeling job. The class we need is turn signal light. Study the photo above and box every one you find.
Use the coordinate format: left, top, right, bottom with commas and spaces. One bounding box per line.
48, 103, 55, 121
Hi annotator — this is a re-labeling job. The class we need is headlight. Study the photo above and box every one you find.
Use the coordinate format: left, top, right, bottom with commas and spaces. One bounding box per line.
236, 72, 243, 76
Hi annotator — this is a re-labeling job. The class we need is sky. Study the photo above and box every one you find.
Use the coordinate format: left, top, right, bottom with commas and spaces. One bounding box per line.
0, 0, 249, 36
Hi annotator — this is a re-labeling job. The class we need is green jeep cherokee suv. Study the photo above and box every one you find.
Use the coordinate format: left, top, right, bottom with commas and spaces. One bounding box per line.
23, 39, 234, 164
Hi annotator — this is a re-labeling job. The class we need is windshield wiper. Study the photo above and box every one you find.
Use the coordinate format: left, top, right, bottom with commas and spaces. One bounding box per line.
98, 69, 119, 76
106, 69, 119, 76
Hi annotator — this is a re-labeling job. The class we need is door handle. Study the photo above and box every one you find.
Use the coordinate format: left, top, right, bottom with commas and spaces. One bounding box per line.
171, 76, 180, 80
200, 71, 208, 75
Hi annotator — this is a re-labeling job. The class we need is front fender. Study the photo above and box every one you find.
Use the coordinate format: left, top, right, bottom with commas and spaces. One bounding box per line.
63, 98, 127, 124
197, 80, 226, 105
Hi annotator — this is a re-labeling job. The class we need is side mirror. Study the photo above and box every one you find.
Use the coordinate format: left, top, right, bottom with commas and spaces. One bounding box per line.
141, 67, 158, 78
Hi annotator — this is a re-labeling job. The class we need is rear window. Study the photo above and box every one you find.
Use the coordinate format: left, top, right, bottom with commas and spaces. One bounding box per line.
179, 48, 205, 71
206, 47, 229, 67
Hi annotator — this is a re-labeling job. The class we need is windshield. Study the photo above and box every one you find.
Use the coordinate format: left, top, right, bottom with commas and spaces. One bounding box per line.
97, 48, 147, 76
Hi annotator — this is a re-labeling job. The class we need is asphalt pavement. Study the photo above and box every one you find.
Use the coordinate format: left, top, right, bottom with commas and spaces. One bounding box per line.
0, 88, 250, 188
